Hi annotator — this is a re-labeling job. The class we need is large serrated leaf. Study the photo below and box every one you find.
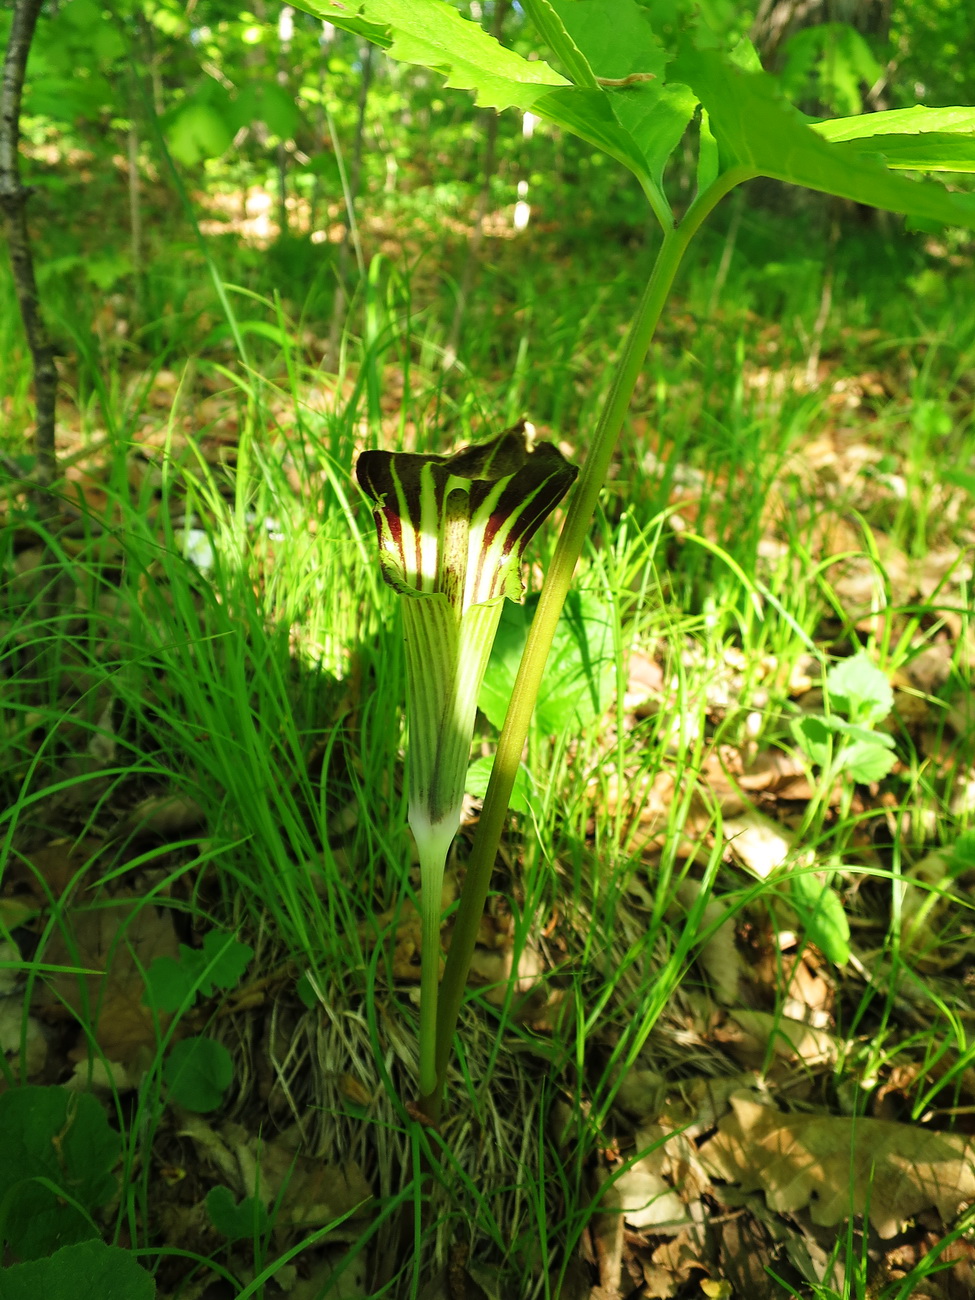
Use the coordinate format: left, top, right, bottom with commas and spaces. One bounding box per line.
521, 0, 598, 88
531, 85, 660, 182
814, 105, 975, 172
0, 1240, 155, 1300
829, 135, 975, 174
294, 0, 568, 109
298, 0, 695, 206
0, 1088, 120, 1261
549, 0, 697, 186
812, 105, 975, 143
672, 43, 975, 229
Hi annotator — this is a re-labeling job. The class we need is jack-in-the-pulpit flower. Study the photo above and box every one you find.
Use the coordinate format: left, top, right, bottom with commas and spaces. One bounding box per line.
356, 421, 577, 1096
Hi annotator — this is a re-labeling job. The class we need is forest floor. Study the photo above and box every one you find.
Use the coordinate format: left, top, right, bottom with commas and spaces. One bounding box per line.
3, 180, 975, 1299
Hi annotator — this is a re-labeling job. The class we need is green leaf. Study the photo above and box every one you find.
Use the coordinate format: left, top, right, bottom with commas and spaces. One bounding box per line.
0, 1240, 155, 1300
547, 0, 698, 189
697, 108, 719, 194
838, 740, 897, 783
144, 932, 253, 1014
780, 23, 881, 117
790, 869, 850, 965
812, 105, 975, 144
522, 0, 598, 88
0, 1088, 120, 1260
466, 755, 530, 815
231, 83, 301, 139
791, 713, 895, 783
205, 1186, 270, 1242
165, 98, 235, 167
26, 77, 113, 121
826, 651, 893, 724
791, 714, 831, 769
671, 43, 975, 229
829, 135, 975, 173
480, 589, 614, 735
163, 1037, 234, 1112
549, 0, 665, 83
948, 831, 975, 873
85, 255, 131, 291
296, 972, 318, 1009
530, 85, 662, 186
292, 0, 569, 110
826, 717, 894, 749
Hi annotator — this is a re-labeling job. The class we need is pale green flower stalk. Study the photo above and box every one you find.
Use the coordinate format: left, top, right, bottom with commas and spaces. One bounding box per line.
356, 422, 576, 1098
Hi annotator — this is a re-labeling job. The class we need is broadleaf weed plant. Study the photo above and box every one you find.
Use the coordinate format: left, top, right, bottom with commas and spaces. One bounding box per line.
330, 0, 975, 1122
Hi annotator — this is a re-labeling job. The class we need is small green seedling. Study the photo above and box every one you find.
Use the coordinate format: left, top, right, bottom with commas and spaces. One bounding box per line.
206, 1185, 270, 1243
786, 651, 896, 964
0, 1239, 155, 1300
143, 931, 253, 1014
143, 930, 250, 1114
790, 858, 851, 966
162, 1036, 235, 1113
791, 651, 897, 784
0, 1086, 119, 1261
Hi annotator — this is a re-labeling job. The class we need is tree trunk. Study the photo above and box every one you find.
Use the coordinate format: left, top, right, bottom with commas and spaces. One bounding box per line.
442, 0, 510, 370
325, 40, 375, 373
752, 0, 892, 67
0, 0, 58, 510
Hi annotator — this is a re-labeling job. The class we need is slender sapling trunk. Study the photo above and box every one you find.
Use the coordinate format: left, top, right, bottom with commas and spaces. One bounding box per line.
0, 0, 58, 513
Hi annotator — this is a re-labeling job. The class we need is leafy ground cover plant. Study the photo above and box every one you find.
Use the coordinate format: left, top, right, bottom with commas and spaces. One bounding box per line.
3, 2, 975, 1295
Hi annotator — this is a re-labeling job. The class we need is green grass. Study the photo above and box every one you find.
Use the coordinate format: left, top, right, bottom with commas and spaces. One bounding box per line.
2, 190, 975, 1297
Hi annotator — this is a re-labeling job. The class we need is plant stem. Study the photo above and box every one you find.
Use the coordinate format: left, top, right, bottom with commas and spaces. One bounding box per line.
417, 839, 448, 1099
423, 166, 753, 1120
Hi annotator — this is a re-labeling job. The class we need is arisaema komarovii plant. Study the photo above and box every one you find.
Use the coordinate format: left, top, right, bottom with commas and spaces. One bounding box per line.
356, 423, 576, 1106
301, 0, 975, 1123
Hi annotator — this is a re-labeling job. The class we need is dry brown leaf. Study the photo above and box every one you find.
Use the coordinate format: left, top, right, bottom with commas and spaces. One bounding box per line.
716, 1214, 782, 1300
613, 1065, 666, 1122
739, 748, 808, 792
723, 807, 794, 879
33, 895, 179, 1066
122, 793, 207, 839
699, 1093, 975, 1237
591, 1168, 624, 1293
677, 881, 743, 1005
0, 996, 47, 1076
604, 1151, 689, 1233
897, 849, 975, 970
465, 941, 544, 1011
178, 1117, 372, 1231
648, 1228, 708, 1297
781, 952, 834, 1027
623, 649, 665, 714
729, 1010, 838, 1067
904, 642, 955, 695
4, 837, 105, 903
